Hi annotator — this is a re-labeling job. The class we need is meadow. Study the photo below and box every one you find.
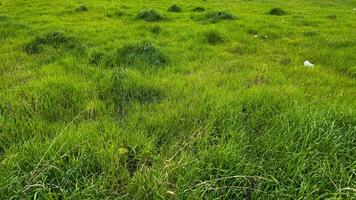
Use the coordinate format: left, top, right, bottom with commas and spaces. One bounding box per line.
0, 0, 355, 199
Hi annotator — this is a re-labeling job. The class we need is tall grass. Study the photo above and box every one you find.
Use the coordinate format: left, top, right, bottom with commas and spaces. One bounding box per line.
0, 0, 355, 199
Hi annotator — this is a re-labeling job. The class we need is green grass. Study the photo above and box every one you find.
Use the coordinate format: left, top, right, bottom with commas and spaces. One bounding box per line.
268, 8, 287, 16
0, 0, 356, 199
167, 4, 182, 13
136, 9, 165, 22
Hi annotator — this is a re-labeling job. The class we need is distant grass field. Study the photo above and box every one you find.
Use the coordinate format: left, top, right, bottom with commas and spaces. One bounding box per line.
0, 0, 356, 199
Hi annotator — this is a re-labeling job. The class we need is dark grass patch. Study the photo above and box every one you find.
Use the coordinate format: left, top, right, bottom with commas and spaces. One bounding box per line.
303, 31, 318, 37
125, 145, 153, 176
280, 57, 292, 66
75, 5, 88, 12
192, 7, 205, 12
247, 29, 258, 35
126, 146, 139, 175
0, 145, 4, 158
167, 4, 182, 13
89, 51, 105, 66
203, 30, 225, 45
24, 31, 76, 54
121, 5, 130, 9
150, 25, 161, 35
229, 45, 257, 55
268, 8, 287, 16
0, 15, 9, 21
300, 20, 319, 27
108, 42, 168, 68
246, 74, 268, 88
202, 11, 236, 23
107, 10, 125, 18
326, 15, 337, 20
136, 10, 164, 22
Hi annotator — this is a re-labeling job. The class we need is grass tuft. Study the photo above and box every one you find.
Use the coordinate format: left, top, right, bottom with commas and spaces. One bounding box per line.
107, 42, 168, 68
268, 8, 287, 16
203, 11, 236, 23
203, 30, 225, 45
167, 4, 182, 13
150, 25, 161, 35
192, 7, 205, 12
24, 31, 75, 54
75, 5, 89, 12
136, 10, 164, 22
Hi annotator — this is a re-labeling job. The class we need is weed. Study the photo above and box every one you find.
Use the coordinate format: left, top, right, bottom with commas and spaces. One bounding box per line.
137, 10, 164, 22
203, 30, 225, 45
167, 4, 182, 13
268, 8, 287, 16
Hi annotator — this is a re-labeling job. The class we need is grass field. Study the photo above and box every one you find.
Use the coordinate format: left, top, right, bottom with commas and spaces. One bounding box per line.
0, 0, 356, 199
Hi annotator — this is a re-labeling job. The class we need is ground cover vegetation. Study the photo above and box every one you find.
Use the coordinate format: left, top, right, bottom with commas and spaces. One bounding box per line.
0, 0, 355, 199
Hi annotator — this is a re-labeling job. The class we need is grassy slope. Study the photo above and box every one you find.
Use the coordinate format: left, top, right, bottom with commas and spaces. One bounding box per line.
0, 0, 355, 199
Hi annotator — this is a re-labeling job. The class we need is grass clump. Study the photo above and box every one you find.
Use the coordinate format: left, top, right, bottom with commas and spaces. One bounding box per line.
101, 69, 163, 116
268, 8, 287, 16
167, 4, 182, 13
150, 25, 161, 35
136, 10, 164, 22
204, 11, 236, 23
75, 4, 89, 12
24, 31, 75, 54
203, 30, 225, 45
192, 7, 205, 12
108, 42, 168, 68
